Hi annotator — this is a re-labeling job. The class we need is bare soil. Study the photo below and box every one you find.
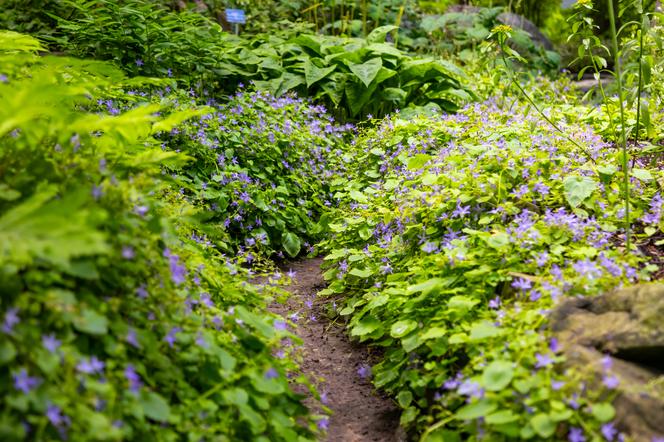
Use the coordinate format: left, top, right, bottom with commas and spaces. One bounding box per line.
271, 258, 401, 442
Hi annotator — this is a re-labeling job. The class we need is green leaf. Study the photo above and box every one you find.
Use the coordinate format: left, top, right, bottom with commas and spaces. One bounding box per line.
303, 58, 336, 87
469, 321, 503, 341
591, 403, 615, 422
281, 231, 301, 257
455, 399, 497, 420
73, 308, 108, 335
0, 340, 17, 365
530, 413, 556, 438
563, 176, 597, 208
349, 267, 372, 278
407, 154, 432, 170
351, 316, 382, 337
349, 189, 368, 203
485, 410, 519, 425
481, 360, 514, 391
631, 168, 653, 181
366, 25, 398, 43
348, 58, 382, 87
397, 390, 413, 408
140, 392, 171, 422
390, 320, 417, 338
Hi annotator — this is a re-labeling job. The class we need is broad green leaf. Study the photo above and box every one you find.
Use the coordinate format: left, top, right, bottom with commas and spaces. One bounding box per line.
407, 154, 432, 170
351, 316, 382, 336
0, 340, 16, 365
591, 403, 615, 422
631, 168, 653, 181
348, 58, 382, 87
397, 390, 413, 408
281, 231, 301, 257
469, 321, 503, 341
481, 360, 514, 391
530, 414, 556, 438
455, 399, 497, 420
303, 58, 336, 87
390, 319, 417, 338
349, 267, 372, 278
140, 392, 171, 422
366, 25, 398, 43
485, 410, 519, 425
563, 176, 597, 208
73, 308, 108, 335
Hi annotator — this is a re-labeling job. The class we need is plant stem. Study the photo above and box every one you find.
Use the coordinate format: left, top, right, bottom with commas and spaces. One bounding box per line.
499, 52, 597, 164
634, 3, 646, 151
607, 0, 631, 251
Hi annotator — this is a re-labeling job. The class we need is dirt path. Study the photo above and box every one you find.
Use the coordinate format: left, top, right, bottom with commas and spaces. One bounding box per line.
271, 258, 402, 442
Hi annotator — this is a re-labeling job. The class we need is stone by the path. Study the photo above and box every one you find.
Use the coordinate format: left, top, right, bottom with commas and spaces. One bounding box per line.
550, 284, 664, 441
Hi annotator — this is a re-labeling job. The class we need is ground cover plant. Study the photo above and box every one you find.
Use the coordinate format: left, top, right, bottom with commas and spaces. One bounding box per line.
0, 0, 663, 440
0, 31, 336, 441
317, 90, 663, 439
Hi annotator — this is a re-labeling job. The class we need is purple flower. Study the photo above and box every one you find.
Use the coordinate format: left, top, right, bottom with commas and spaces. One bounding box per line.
274, 319, 287, 331
320, 391, 329, 404
512, 278, 532, 291
452, 203, 470, 218
265, 367, 279, 379
46, 404, 70, 429
317, 417, 329, 431
124, 364, 142, 393
42, 333, 62, 354
601, 355, 613, 371
534, 352, 554, 368
134, 205, 148, 217
136, 285, 148, 299
2, 307, 20, 334
601, 422, 617, 441
164, 249, 187, 285
122, 246, 135, 260
551, 379, 565, 390
603, 375, 619, 389
164, 327, 181, 348
135, 59, 144, 67
77, 356, 105, 375
568, 427, 586, 442
549, 338, 560, 353
286, 269, 297, 279
357, 364, 371, 379
488, 297, 501, 309
92, 185, 103, 200
457, 380, 482, 398
126, 329, 140, 348
13, 369, 41, 394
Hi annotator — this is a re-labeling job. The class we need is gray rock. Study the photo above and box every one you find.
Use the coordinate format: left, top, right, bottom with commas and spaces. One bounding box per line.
497, 12, 554, 51
550, 284, 664, 441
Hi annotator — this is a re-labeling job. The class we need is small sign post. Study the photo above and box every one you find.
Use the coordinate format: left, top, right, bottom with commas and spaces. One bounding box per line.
226, 9, 246, 35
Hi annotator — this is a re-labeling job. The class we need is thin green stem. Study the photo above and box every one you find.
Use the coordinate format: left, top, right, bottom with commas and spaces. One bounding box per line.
499, 52, 597, 164
607, 0, 632, 251
634, 5, 646, 153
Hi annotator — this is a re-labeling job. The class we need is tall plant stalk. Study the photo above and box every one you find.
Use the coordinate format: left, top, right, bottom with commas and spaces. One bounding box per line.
607, 0, 632, 251
634, 2, 646, 150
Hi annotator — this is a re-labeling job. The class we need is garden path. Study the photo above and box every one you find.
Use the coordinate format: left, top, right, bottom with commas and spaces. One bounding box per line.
271, 258, 402, 442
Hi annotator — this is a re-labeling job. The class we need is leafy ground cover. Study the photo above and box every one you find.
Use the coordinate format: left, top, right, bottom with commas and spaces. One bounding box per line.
0, 31, 347, 441
317, 91, 663, 440
0, 1, 663, 441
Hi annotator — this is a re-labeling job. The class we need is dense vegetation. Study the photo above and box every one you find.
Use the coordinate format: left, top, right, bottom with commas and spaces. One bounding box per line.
0, 1, 662, 441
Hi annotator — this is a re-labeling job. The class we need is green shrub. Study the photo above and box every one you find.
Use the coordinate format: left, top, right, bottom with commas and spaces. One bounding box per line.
0, 31, 321, 441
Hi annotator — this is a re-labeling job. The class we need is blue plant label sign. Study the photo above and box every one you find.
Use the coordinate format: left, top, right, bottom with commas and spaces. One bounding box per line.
226, 9, 246, 24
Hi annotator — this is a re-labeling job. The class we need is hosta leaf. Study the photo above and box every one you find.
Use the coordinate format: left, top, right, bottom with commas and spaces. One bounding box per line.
303, 58, 336, 87
348, 58, 382, 87
455, 399, 497, 420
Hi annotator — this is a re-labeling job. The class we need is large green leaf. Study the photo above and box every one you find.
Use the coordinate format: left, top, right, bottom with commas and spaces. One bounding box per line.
481, 360, 514, 391
348, 58, 382, 87
563, 176, 597, 208
303, 58, 336, 87
281, 231, 301, 257
140, 391, 171, 422
366, 25, 398, 44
